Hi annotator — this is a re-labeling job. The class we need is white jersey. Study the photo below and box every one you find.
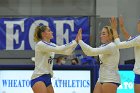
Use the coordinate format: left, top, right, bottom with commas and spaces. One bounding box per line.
31, 40, 77, 80
79, 40, 120, 83
115, 35, 140, 75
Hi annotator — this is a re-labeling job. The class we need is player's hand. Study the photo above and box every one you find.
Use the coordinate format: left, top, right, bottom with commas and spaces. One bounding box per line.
75, 29, 80, 43
119, 16, 125, 28
77, 28, 82, 42
110, 16, 117, 31
110, 16, 119, 38
137, 19, 140, 32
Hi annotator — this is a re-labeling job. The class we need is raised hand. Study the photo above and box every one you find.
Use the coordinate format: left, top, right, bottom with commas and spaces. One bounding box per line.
110, 16, 119, 39
118, 16, 130, 39
78, 28, 82, 41
75, 28, 82, 43
75, 32, 78, 43
119, 16, 125, 28
110, 16, 117, 31
137, 19, 140, 33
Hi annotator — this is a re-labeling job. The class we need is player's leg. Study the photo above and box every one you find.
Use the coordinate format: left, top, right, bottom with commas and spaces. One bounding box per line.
102, 82, 118, 93
32, 81, 47, 93
134, 84, 140, 93
93, 82, 102, 93
46, 84, 54, 93
31, 74, 52, 93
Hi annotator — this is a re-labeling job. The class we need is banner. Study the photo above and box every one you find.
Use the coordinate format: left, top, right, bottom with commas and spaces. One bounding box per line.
117, 71, 134, 93
0, 70, 91, 93
0, 17, 90, 50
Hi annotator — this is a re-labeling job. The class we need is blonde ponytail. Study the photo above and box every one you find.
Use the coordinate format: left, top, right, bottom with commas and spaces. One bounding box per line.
34, 26, 41, 42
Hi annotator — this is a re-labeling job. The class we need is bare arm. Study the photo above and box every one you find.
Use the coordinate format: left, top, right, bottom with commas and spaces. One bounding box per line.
119, 16, 131, 39
110, 16, 119, 39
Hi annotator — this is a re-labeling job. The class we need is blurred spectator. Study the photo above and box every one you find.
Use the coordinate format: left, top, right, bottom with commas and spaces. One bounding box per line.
71, 58, 79, 65
76, 54, 84, 59
56, 56, 66, 65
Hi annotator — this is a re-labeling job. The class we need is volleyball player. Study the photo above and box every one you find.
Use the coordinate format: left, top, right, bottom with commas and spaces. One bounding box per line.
111, 16, 140, 93
77, 27, 120, 93
31, 25, 78, 93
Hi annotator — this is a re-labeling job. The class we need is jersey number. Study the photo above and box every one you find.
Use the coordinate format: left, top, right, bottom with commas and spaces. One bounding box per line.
48, 58, 53, 64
